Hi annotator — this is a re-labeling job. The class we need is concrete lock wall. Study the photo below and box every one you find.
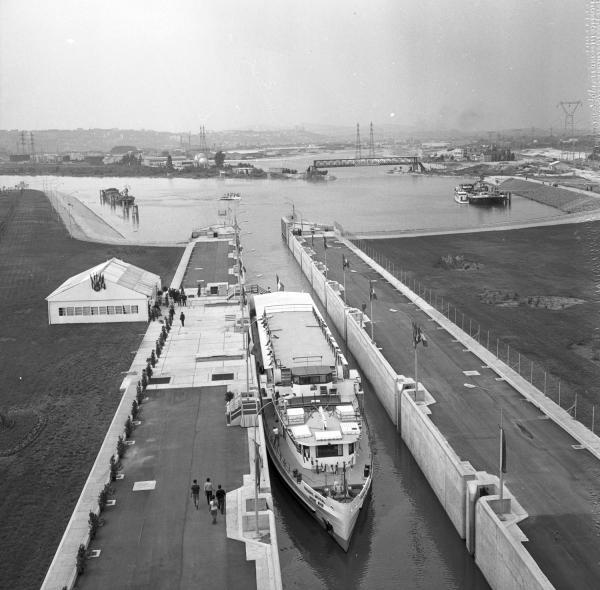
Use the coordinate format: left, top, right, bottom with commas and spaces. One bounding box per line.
286, 228, 555, 590
475, 499, 554, 590
324, 282, 347, 341
345, 315, 398, 420
401, 391, 476, 537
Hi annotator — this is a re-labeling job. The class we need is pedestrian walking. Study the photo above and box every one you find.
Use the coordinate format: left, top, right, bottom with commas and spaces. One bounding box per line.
182, 292, 187, 307
204, 477, 213, 504
191, 479, 200, 509
180, 311, 185, 327
169, 304, 175, 322
215, 485, 226, 514
209, 498, 218, 524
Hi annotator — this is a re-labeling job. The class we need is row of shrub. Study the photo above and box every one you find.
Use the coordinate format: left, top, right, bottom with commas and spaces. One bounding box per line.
75, 317, 172, 579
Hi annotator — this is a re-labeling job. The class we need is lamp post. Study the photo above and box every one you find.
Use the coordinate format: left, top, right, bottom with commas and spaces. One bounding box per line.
369, 279, 377, 342
67, 203, 73, 238
464, 382, 506, 501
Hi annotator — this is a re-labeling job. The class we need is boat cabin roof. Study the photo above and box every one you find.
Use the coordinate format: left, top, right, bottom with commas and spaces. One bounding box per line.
253, 293, 337, 370
291, 365, 332, 377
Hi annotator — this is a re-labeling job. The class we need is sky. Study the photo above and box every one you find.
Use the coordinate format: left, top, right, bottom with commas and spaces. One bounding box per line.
0, 0, 592, 133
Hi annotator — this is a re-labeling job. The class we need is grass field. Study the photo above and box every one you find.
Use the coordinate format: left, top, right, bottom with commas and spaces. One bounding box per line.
0, 190, 183, 589
365, 221, 600, 425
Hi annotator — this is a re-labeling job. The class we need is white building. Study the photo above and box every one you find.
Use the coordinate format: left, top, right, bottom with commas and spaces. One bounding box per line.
46, 258, 161, 324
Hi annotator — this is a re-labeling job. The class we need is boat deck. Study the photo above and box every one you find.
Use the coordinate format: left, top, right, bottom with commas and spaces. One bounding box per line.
262, 401, 371, 494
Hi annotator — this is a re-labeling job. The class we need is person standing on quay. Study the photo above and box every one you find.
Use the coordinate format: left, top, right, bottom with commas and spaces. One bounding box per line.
209, 497, 219, 524
204, 477, 213, 504
180, 311, 185, 327
215, 484, 226, 514
190, 479, 200, 509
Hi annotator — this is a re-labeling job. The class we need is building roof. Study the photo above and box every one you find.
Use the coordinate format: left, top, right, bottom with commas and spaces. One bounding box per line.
47, 258, 160, 300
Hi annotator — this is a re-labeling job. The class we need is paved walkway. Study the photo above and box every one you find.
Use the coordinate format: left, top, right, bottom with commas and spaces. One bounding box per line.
41, 241, 282, 590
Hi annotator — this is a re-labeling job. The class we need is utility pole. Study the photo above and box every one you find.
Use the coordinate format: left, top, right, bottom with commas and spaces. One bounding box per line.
557, 101, 581, 160
355, 123, 362, 160
368, 122, 375, 158
557, 101, 581, 135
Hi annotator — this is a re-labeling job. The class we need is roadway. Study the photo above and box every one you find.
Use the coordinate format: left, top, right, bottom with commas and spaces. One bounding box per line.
313, 237, 600, 590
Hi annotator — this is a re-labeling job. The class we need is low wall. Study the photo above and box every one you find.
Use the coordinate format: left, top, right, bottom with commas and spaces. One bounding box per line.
401, 390, 477, 536
475, 498, 553, 590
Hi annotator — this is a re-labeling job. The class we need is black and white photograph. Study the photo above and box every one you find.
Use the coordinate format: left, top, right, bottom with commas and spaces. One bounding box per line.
0, 1, 599, 589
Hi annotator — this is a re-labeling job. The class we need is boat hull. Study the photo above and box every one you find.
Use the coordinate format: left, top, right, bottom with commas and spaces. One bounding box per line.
264, 428, 371, 551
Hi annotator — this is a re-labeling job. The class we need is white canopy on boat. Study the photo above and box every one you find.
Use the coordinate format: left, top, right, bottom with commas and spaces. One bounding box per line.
290, 424, 311, 439
340, 422, 360, 435
314, 430, 342, 441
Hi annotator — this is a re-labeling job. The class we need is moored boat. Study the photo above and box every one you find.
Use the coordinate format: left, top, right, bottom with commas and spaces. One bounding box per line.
454, 183, 473, 204
454, 180, 510, 205
249, 291, 372, 551
220, 192, 241, 201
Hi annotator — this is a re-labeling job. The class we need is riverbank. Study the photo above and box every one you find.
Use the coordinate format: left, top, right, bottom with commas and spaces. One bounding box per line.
0, 162, 267, 179
0, 189, 182, 589
499, 177, 600, 213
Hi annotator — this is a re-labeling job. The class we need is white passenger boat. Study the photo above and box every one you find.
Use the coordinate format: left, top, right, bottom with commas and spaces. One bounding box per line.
250, 291, 372, 551
454, 187, 469, 205
220, 192, 241, 201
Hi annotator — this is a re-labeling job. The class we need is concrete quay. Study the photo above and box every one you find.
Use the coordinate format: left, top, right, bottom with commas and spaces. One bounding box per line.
284, 218, 600, 590
41, 237, 282, 590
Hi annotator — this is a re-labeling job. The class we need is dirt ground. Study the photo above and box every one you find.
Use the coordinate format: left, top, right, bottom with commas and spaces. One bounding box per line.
365, 221, 600, 419
0, 189, 182, 590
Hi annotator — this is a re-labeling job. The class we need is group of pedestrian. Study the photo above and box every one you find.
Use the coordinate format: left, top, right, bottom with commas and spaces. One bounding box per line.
164, 287, 188, 307
191, 477, 226, 524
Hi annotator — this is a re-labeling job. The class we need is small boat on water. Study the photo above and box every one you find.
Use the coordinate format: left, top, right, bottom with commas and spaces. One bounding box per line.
454, 183, 473, 204
454, 180, 510, 206
220, 192, 241, 201
250, 291, 372, 551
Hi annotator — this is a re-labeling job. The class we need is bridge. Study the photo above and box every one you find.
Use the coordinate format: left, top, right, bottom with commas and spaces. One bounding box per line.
312, 156, 425, 171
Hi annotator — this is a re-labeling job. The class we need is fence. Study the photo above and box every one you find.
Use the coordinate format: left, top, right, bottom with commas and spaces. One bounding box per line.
346, 234, 599, 436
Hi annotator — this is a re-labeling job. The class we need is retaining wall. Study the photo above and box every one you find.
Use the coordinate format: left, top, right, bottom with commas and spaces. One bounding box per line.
475, 498, 553, 590
401, 391, 476, 537
283, 219, 557, 590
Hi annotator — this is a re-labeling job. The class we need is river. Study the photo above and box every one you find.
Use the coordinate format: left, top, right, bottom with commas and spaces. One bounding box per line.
5, 165, 566, 588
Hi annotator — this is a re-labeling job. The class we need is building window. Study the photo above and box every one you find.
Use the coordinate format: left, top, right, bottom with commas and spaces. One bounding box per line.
56, 302, 140, 318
